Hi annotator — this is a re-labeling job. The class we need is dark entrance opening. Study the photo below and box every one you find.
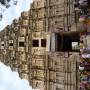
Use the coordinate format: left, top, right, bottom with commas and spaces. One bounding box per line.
50, 31, 80, 52
62, 32, 80, 52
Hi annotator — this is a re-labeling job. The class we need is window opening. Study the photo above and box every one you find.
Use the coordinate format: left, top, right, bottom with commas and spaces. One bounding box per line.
32, 40, 39, 47
41, 39, 46, 47
9, 43, 13, 46
19, 42, 24, 47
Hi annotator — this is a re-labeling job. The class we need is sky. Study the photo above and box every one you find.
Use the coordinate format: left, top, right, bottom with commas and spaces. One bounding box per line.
0, 62, 32, 90
0, 0, 32, 31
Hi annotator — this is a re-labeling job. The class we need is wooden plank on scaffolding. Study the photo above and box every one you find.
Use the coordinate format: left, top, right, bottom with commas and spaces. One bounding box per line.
46, 34, 50, 52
